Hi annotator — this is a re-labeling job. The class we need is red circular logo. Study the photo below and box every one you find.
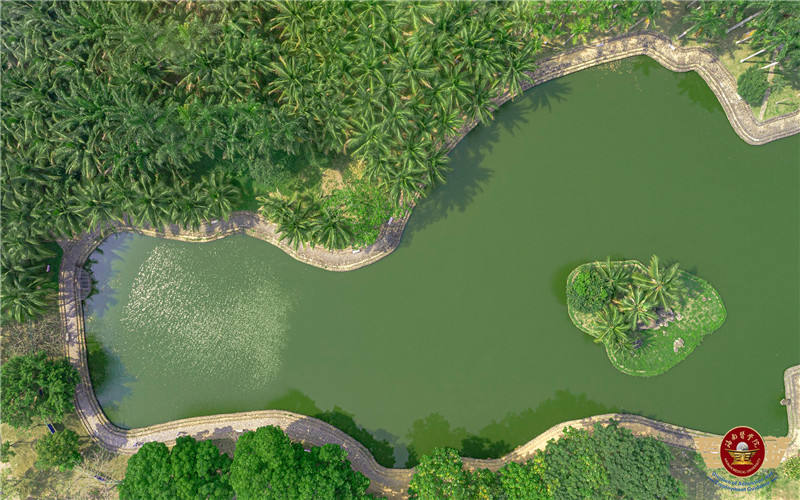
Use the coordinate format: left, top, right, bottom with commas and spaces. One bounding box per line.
720, 426, 765, 477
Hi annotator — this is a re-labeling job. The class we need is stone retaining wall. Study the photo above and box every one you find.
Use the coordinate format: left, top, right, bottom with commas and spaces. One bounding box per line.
57, 30, 800, 499
58, 226, 800, 498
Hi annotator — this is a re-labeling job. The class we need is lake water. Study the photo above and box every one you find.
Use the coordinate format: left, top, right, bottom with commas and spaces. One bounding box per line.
85, 57, 799, 464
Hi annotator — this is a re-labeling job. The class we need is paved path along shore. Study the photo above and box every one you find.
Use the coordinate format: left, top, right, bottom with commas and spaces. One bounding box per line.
58, 31, 800, 499
58, 225, 800, 499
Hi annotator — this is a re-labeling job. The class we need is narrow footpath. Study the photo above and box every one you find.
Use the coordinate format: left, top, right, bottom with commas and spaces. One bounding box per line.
58, 31, 800, 500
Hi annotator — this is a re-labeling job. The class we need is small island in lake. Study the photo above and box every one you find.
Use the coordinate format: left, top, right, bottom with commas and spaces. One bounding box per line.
566, 255, 726, 377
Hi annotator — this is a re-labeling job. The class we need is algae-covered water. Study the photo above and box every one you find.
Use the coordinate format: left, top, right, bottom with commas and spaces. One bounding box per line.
85, 57, 799, 462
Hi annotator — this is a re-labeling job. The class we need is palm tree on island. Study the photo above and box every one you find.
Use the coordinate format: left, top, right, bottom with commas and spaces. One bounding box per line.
633, 255, 684, 310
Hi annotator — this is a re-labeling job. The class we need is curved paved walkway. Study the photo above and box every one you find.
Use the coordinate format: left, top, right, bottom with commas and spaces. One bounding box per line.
58, 31, 800, 499
58, 227, 800, 498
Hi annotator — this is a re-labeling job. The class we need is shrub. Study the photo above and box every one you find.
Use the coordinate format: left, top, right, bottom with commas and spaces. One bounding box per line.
737, 67, 769, 106
782, 456, 800, 480
35, 430, 82, 471
323, 178, 395, 249
1, 442, 15, 463
568, 268, 613, 313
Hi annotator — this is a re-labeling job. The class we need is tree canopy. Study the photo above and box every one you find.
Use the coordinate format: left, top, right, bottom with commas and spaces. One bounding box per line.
0, 352, 80, 429
1, 1, 671, 324
737, 66, 770, 106
230, 426, 371, 500
119, 436, 233, 500
408, 420, 685, 500
34, 429, 82, 471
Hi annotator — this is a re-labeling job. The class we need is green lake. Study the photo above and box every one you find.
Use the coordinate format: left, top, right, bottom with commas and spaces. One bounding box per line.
85, 57, 799, 465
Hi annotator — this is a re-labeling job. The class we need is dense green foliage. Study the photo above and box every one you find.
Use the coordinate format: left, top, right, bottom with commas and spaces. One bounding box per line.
545, 421, 684, 499
33, 429, 82, 471
408, 447, 500, 500
230, 426, 371, 500
119, 436, 232, 500
496, 458, 549, 499
408, 420, 685, 500
632, 255, 684, 310
322, 179, 398, 249
314, 407, 395, 468
566, 268, 612, 313
1, 1, 670, 323
259, 178, 399, 250
0, 352, 80, 429
568, 257, 725, 376
737, 66, 770, 106
570, 256, 686, 357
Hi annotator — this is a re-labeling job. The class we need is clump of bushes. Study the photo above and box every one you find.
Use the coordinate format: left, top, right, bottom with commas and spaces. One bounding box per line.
258, 178, 399, 251
567, 267, 612, 313
737, 66, 769, 106
34, 430, 82, 471
408, 420, 686, 500
782, 456, 800, 480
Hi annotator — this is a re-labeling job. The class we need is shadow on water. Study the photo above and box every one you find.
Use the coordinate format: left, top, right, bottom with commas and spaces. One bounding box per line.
85, 334, 111, 391
632, 55, 660, 77
524, 79, 572, 113
677, 72, 722, 114
91, 351, 136, 430
404, 389, 620, 467
264, 389, 397, 468
551, 260, 586, 306
400, 79, 571, 248
400, 142, 494, 248
84, 232, 135, 319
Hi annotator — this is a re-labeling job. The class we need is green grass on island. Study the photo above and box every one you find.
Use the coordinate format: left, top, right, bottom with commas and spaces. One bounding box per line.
567, 258, 726, 377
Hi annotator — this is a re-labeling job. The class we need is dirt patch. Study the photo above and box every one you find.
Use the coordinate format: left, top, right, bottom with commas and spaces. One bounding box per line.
320, 168, 345, 195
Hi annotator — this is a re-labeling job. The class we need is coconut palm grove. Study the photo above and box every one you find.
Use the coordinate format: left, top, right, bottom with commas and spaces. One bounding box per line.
1, 1, 800, 499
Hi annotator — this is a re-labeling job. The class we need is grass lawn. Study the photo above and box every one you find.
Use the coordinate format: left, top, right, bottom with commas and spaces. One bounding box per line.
568, 260, 726, 377
0, 413, 128, 500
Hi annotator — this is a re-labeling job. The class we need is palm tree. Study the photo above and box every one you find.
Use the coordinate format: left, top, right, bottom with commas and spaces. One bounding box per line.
390, 43, 437, 96
70, 181, 120, 234
464, 80, 497, 126
442, 62, 472, 109
590, 305, 634, 355
385, 161, 426, 206
632, 255, 684, 310
617, 286, 657, 329
424, 147, 451, 188
595, 257, 631, 296
312, 206, 354, 250
126, 176, 173, 231
197, 170, 240, 222
346, 110, 390, 160
567, 17, 592, 46
0, 269, 54, 323
498, 50, 536, 100
268, 55, 308, 111
171, 182, 205, 232
275, 195, 319, 251
258, 194, 293, 224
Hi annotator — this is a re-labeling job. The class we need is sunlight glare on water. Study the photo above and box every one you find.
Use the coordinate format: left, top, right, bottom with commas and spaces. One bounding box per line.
107, 239, 291, 389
